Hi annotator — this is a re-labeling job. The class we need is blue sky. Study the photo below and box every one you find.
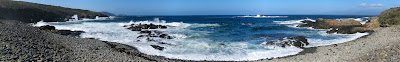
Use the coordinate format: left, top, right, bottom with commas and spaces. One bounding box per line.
15, 0, 400, 15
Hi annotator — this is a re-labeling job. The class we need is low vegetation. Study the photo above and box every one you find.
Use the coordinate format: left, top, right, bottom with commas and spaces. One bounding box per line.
377, 7, 400, 26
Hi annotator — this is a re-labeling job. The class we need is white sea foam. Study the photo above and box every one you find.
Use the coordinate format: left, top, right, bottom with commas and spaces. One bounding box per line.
32, 19, 306, 61
305, 32, 369, 47
237, 15, 288, 18
32, 17, 369, 61
32, 21, 49, 27
273, 19, 318, 30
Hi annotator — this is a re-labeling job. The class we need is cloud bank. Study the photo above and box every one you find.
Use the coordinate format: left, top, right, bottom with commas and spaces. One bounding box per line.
359, 3, 384, 8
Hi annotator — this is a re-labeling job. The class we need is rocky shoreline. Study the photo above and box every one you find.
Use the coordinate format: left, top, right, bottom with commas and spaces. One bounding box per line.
1, 0, 399, 60
0, 19, 383, 61
2, 17, 400, 61
259, 25, 400, 62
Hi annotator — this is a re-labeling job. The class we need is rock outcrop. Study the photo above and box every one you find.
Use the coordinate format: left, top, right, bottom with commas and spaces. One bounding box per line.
150, 45, 165, 51
124, 23, 174, 41
38, 25, 84, 37
297, 18, 362, 29
123, 23, 175, 50
262, 36, 309, 48
297, 18, 374, 34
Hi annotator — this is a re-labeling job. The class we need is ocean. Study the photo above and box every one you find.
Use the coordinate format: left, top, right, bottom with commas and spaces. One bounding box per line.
34, 15, 372, 61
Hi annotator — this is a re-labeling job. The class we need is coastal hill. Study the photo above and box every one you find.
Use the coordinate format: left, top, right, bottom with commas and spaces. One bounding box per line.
377, 7, 400, 26
0, 0, 107, 23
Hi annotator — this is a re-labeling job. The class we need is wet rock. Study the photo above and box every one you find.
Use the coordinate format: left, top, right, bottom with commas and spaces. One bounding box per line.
150, 45, 164, 50
298, 18, 362, 29
125, 23, 168, 30
37, 25, 85, 37
327, 26, 374, 34
127, 27, 142, 31
298, 18, 373, 34
160, 25, 167, 29
158, 42, 177, 46
124, 23, 175, 42
140, 30, 151, 34
53, 30, 85, 37
159, 34, 173, 39
263, 36, 309, 48
38, 25, 56, 30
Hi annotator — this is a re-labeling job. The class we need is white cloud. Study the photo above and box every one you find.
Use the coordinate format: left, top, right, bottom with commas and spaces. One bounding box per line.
359, 3, 384, 8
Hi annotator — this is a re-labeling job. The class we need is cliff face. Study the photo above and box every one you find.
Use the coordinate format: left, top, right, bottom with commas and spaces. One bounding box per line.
0, 0, 107, 23
377, 7, 400, 26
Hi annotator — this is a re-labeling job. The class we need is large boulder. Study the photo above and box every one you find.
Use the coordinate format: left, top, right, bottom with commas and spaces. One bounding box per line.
150, 45, 164, 50
262, 36, 309, 48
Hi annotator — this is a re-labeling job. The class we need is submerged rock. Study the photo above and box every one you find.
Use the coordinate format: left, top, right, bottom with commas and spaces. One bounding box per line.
150, 45, 164, 50
263, 36, 309, 48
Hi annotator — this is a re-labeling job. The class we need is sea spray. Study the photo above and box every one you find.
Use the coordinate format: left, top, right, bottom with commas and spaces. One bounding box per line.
33, 15, 372, 61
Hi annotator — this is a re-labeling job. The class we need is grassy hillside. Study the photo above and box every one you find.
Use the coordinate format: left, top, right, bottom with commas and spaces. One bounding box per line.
0, 0, 107, 23
377, 7, 400, 26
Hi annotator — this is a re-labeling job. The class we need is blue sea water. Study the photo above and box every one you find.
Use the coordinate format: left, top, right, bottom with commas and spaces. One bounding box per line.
34, 15, 372, 61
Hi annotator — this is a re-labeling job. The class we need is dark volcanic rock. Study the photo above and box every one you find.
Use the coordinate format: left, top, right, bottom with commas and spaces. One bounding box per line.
263, 36, 309, 48
150, 45, 164, 50
160, 34, 173, 39
297, 18, 372, 34
38, 25, 56, 30
37, 25, 85, 37
53, 30, 85, 37
127, 27, 142, 31
124, 23, 174, 41
140, 30, 152, 34
327, 26, 374, 34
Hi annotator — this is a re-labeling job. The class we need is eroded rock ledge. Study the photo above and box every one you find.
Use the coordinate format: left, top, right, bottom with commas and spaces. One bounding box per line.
297, 18, 376, 34
37, 25, 84, 37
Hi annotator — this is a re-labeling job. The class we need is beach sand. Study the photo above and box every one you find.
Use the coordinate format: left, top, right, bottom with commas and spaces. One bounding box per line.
2, 20, 400, 61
